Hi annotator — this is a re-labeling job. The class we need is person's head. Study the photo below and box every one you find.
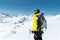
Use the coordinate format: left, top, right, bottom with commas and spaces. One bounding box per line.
35, 9, 40, 14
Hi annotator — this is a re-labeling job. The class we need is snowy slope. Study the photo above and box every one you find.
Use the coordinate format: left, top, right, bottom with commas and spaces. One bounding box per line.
0, 13, 60, 40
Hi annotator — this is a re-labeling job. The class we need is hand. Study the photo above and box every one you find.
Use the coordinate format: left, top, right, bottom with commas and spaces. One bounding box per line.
31, 31, 34, 33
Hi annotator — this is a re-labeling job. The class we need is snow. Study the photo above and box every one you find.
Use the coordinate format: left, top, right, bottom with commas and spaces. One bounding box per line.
0, 13, 60, 40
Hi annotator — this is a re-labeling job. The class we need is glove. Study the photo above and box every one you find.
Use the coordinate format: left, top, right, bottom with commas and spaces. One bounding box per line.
31, 31, 34, 33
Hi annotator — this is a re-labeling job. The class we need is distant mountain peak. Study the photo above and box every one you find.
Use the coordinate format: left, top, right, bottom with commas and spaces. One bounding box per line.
0, 13, 12, 18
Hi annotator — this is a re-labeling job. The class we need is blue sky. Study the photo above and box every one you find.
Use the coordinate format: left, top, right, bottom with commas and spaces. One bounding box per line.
0, 0, 60, 15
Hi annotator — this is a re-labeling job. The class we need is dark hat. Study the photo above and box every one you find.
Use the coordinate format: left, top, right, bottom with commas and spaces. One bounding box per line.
35, 9, 40, 13
35, 9, 40, 14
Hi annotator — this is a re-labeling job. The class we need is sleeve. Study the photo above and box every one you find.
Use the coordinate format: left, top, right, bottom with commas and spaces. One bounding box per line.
32, 17, 38, 31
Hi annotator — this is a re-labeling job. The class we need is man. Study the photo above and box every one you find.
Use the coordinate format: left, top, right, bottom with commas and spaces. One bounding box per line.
32, 9, 43, 40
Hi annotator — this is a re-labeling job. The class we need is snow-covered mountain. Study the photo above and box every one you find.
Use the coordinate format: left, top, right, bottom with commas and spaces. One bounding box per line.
0, 13, 34, 40
0, 13, 60, 40
0, 13, 12, 23
0, 13, 12, 18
